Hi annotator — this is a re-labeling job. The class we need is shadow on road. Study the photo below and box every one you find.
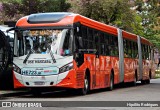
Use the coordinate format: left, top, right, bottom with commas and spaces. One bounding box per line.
0, 67, 14, 90
1, 78, 159, 100
0, 81, 152, 99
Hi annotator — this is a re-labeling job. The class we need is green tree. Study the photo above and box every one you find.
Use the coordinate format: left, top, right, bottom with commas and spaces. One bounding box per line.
69, 0, 160, 48
134, 0, 160, 49
0, 0, 71, 23
69, 0, 143, 34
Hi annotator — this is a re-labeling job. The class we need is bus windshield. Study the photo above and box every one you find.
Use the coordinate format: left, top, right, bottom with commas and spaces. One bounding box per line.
14, 29, 73, 57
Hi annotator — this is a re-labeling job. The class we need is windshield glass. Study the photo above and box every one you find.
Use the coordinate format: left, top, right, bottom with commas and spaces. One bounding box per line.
14, 29, 73, 57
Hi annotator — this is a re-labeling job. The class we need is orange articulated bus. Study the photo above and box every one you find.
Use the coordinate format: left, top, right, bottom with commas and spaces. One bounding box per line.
11, 12, 155, 95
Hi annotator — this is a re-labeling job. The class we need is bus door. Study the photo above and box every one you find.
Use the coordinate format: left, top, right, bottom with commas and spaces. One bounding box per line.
94, 33, 100, 87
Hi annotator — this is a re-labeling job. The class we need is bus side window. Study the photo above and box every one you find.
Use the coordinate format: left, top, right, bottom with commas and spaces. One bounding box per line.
88, 28, 94, 53
82, 26, 87, 39
88, 28, 93, 41
130, 41, 134, 58
82, 26, 88, 51
128, 41, 132, 58
113, 36, 118, 56
78, 37, 83, 49
146, 45, 149, 60
148, 46, 151, 60
94, 30, 100, 55
123, 39, 128, 57
105, 34, 110, 56
74, 26, 83, 50
101, 44, 105, 55
142, 44, 145, 59
25, 39, 31, 54
109, 36, 114, 56
144, 44, 146, 59
74, 26, 84, 67
132, 42, 136, 58
100, 33, 105, 55
18, 31, 24, 56
135, 42, 138, 58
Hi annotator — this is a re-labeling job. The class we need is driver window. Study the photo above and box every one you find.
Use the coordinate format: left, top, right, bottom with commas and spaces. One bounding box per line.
14, 32, 18, 56
62, 30, 72, 56
14, 31, 24, 56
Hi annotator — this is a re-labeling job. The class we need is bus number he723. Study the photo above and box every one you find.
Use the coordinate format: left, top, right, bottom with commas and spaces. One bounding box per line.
21, 70, 42, 76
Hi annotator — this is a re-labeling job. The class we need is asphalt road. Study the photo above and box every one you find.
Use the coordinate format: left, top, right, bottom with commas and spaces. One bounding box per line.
0, 78, 160, 110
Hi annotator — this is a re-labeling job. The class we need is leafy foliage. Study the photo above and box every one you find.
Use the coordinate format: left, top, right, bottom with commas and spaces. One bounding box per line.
0, 0, 160, 48
0, 0, 71, 23
134, 0, 160, 49
69, 0, 160, 48
69, 0, 142, 32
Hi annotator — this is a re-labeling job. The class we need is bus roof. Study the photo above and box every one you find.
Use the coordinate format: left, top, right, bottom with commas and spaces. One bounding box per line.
16, 12, 77, 28
16, 12, 152, 45
16, 12, 117, 35
141, 37, 153, 46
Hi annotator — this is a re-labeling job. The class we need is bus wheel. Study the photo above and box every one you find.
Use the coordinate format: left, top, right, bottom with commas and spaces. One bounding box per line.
79, 74, 89, 95
146, 77, 150, 84
109, 74, 114, 91
30, 88, 42, 97
141, 80, 145, 84
132, 75, 137, 86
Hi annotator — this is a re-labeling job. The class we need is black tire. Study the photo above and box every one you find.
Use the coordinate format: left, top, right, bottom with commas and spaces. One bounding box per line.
141, 80, 146, 84
146, 77, 150, 84
109, 74, 114, 91
132, 75, 137, 86
79, 74, 89, 95
146, 72, 151, 84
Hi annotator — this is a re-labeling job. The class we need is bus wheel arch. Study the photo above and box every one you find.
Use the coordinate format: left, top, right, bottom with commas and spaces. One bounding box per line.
146, 70, 151, 84
149, 69, 152, 79
135, 69, 138, 81
132, 69, 137, 86
109, 69, 114, 91
85, 68, 90, 90
78, 68, 90, 95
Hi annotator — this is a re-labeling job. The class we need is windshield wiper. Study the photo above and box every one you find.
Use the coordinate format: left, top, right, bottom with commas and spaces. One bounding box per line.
23, 49, 34, 64
49, 50, 56, 63
47, 44, 56, 63
23, 42, 56, 64
23, 49, 56, 64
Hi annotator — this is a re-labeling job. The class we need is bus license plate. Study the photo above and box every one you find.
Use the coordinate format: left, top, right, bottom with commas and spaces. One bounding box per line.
34, 82, 45, 85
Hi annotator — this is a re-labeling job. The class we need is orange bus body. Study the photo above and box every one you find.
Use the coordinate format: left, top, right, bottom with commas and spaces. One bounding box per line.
13, 13, 155, 93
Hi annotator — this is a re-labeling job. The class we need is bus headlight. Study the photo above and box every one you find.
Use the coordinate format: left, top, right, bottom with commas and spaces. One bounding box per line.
13, 64, 21, 74
59, 62, 73, 73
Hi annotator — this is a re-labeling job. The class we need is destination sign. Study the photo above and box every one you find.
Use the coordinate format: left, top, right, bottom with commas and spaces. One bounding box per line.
28, 60, 51, 64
